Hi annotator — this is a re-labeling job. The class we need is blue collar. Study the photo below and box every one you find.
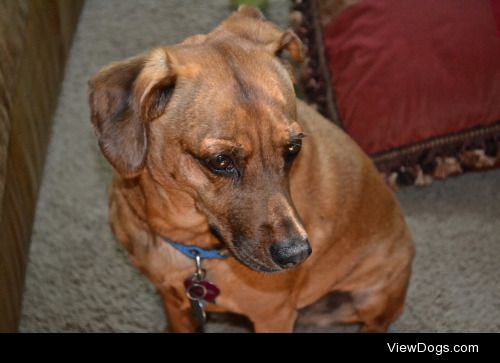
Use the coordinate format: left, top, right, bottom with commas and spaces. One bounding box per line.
161, 236, 230, 260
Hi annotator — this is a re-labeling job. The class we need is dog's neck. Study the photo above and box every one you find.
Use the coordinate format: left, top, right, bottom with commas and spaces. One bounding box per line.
117, 169, 221, 249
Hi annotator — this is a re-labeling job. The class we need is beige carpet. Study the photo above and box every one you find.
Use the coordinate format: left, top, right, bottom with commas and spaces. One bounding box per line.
19, 0, 500, 332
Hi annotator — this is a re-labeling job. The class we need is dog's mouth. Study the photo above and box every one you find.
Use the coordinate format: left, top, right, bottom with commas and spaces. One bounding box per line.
230, 247, 282, 273
209, 224, 284, 273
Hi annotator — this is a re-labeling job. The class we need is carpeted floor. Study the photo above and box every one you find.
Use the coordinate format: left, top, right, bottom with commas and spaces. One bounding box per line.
19, 0, 500, 332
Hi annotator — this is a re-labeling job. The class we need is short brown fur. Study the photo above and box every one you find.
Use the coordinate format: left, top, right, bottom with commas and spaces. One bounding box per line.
88, 7, 414, 332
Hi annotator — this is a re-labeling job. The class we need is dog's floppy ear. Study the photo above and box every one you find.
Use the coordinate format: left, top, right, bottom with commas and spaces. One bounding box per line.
229, 5, 304, 62
273, 30, 304, 62
236, 4, 265, 20
88, 48, 175, 178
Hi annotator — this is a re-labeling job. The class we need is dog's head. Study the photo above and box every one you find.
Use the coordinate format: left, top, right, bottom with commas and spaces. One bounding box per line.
89, 6, 311, 273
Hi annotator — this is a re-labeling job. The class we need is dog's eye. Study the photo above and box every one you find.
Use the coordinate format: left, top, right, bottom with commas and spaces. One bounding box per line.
286, 140, 302, 156
287, 142, 301, 155
284, 140, 302, 168
206, 154, 236, 174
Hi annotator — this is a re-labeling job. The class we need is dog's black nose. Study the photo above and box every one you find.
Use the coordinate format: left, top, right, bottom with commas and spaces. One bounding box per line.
270, 238, 312, 269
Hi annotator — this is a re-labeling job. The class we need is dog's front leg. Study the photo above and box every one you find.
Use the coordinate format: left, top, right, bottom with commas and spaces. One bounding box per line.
159, 289, 199, 333
252, 309, 298, 333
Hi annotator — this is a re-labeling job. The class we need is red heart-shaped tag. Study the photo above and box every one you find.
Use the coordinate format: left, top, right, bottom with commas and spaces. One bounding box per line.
184, 278, 221, 303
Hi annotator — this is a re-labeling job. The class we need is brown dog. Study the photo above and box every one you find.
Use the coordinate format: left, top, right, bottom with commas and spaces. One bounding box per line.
88, 6, 414, 332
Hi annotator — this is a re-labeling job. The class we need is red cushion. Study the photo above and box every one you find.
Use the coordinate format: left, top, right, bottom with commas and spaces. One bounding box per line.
323, 0, 500, 155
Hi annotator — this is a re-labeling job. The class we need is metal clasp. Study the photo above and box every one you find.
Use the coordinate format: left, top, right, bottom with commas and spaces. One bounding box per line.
191, 251, 206, 280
